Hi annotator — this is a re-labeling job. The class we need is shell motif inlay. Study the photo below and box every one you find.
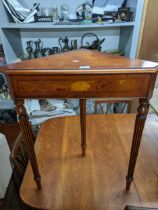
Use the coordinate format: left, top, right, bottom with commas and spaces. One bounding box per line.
70, 81, 91, 91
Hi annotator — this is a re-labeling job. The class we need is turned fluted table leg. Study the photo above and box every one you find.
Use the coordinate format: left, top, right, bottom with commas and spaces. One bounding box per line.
80, 99, 86, 156
16, 100, 41, 190
126, 98, 149, 191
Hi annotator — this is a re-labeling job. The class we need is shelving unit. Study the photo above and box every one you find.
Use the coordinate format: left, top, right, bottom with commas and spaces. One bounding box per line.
0, 0, 144, 64
1, 22, 135, 29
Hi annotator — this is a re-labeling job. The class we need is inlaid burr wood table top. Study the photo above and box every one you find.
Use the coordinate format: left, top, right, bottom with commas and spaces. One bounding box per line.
3, 49, 158, 74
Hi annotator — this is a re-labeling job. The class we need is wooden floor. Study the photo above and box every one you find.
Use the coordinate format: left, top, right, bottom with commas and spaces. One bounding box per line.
20, 114, 158, 210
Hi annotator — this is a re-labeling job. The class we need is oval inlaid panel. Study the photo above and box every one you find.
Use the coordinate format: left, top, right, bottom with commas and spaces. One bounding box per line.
70, 81, 91, 91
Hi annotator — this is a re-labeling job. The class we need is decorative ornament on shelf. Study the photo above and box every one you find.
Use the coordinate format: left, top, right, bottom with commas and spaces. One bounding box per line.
80, 33, 105, 51
76, 2, 92, 21
0, 74, 10, 101
0, 44, 6, 66
92, 0, 108, 23
60, 4, 69, 22
59, 37, 72, 52
118, 0, 134, 22
2, 0, 40, 23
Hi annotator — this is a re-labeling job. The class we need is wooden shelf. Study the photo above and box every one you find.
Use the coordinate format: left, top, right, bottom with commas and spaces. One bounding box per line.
1, 22, 135, 29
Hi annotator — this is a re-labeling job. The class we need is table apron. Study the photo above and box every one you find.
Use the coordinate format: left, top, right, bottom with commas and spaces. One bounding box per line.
9, 73, 152, 99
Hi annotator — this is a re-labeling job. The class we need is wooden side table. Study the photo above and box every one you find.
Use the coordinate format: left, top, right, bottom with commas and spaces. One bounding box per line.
1, 49, 158, 195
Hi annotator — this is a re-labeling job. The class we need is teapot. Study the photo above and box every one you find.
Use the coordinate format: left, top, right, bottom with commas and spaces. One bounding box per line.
59, 37, 71, 52
80, 33, 105, 51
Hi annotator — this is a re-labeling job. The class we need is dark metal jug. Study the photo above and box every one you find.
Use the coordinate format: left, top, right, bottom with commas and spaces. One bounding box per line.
59, 37, 71, 52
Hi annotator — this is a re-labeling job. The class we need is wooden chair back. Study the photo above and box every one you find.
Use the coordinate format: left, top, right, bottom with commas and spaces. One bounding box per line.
94, 98, 132, 114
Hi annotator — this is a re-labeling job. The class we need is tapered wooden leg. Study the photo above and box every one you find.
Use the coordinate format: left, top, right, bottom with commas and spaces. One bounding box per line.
80, 99, 86, 156
126, 98, 149, 191
16, 100, 41, 190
